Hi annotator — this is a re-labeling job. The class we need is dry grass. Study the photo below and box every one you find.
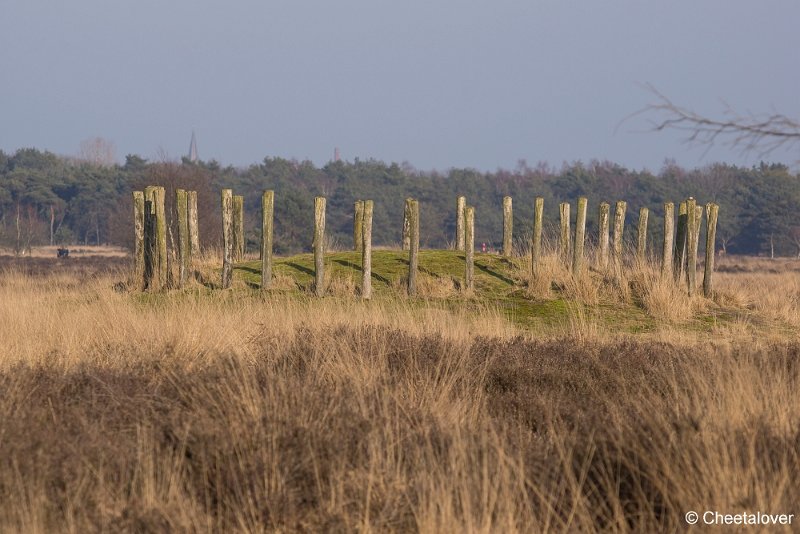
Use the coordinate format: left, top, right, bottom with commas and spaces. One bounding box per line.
0, 255, 798, 532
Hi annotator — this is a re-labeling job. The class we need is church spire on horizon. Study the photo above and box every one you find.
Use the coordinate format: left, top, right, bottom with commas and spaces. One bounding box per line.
188, 130, 198, 163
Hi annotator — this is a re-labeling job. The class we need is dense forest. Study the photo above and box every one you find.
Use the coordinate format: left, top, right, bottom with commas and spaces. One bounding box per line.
1, 147, 799, 257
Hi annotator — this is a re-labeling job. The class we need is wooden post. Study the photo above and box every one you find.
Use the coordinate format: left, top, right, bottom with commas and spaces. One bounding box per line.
151, 186, 167, 289
402, 198, 413, 251
314, 196, 326, 297
187, 191, 199, 260
261, 190, 274, 289
674, 201, 688, 280
221, 189, 233, 289
465, 206, 475, 291
456, 196, 466, 251
362, 200, 373, 299
598, 202, 610, 270
704, 203, 719, 298
662, 202, 674, 279
143, 196, 155, 290
691, 204, 704, 293
559, 202, 571, 266
636, 207, 649, 265
694, 206, 703, 246
686, 197, 698, 296
353, 200, 364, 252
502, 196, 513, 257
176, 189, 189, 288
408, 200, 419, 296
573, 197, 587, 275
531, 197, 544, 277
187, 191, 199, 272
232, 195, 244, 262
133, 191, 145, 287
613, 200, 626, 263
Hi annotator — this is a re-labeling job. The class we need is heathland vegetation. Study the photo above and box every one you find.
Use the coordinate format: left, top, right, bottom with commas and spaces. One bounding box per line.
1, 147, 799, 257
0, 250, 798, 531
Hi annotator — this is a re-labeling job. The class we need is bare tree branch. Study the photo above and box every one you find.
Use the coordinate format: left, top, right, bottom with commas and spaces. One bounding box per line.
624, 84, 800, 159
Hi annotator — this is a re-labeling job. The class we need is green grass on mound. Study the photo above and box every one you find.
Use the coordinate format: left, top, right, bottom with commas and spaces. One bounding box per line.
231, 249, 659, 332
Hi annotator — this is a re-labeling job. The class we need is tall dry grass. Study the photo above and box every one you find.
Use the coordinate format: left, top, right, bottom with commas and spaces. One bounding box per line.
0, 256, 798, 532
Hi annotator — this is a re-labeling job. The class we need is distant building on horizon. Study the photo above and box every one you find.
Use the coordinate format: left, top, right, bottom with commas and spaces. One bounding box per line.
188, 131, 198, 163
334, 147, 341, 162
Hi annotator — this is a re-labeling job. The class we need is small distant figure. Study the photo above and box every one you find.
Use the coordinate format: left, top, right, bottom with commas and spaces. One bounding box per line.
481, 242, 487, 253
57, 248, 70, 258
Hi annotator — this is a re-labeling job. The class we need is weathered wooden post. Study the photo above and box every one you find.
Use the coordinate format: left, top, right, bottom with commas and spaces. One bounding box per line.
261, 190, 274, 289
503, 196, 513, 257
187, 191, 199, 261
403, 198, 413, 251
531, 197, 544, 277
143, 196, 155, 290
613, 200, 626, 263
465, 206, 475, 291
693, 206, 704, 245
232, 195, 244, 262
662, 202, 674, 279
572, 197, 587, 275
362, 200, 373, 299
559, 202, 571, 266
636, 207, 649, 266
598, 202, 610, 270
456, 196, 466, 250
686, 197, 698, 295
703, 203, 719, 298
353, 200, 364, 252
133, 191, 145, 287
143, 186, 168, 290
674, 201, 688, 279
314, 196, 326, 297
221, 189, 233, 289
176, 189, 189, 288
408, 200, 419, 296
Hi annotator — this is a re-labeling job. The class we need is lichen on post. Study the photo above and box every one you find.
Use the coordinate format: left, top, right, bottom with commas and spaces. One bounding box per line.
597, 202, 610, 270
531, 197, 544, 277
261, 190, 274, 290
612, 200, 626, 263
662, 202, 674, 279
636, 207, 649, 265
221, 189, 233, 289
362, 200, 373, 300
314, 196, 326, 297
353, 200, 364, 252
456, 196, 466, 251
187, 190, 199, 271
408, 200, 419, 296
175, 189, 189, 288
133, 191, 145, 288
703, 203, 719, 298
685, 198, 698, 296
572, 197, 587, 275
465, 206, 475, 292
559, 202, 571, 266
232, 195, 244, 262
503, 196, 513, 257
403, 198, 413, 251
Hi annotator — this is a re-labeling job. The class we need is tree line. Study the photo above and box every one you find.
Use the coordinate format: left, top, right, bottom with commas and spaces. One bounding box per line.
1, 147, 798, 257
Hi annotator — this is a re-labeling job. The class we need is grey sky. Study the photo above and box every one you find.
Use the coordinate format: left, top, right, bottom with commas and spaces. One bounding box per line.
2, 1, 798, 171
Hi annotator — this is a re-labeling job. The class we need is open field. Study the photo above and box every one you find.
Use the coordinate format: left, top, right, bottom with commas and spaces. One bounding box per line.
0, 252, 798, 532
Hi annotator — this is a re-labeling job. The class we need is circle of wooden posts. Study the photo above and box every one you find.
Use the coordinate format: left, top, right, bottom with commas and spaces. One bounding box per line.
132, 189, 719, 299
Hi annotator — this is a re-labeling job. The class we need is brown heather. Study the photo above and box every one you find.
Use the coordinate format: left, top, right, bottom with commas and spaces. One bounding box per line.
0, 254, 798, 532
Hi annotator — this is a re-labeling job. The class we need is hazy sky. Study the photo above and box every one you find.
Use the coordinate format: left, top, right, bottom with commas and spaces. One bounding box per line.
2, 1, 798, 171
